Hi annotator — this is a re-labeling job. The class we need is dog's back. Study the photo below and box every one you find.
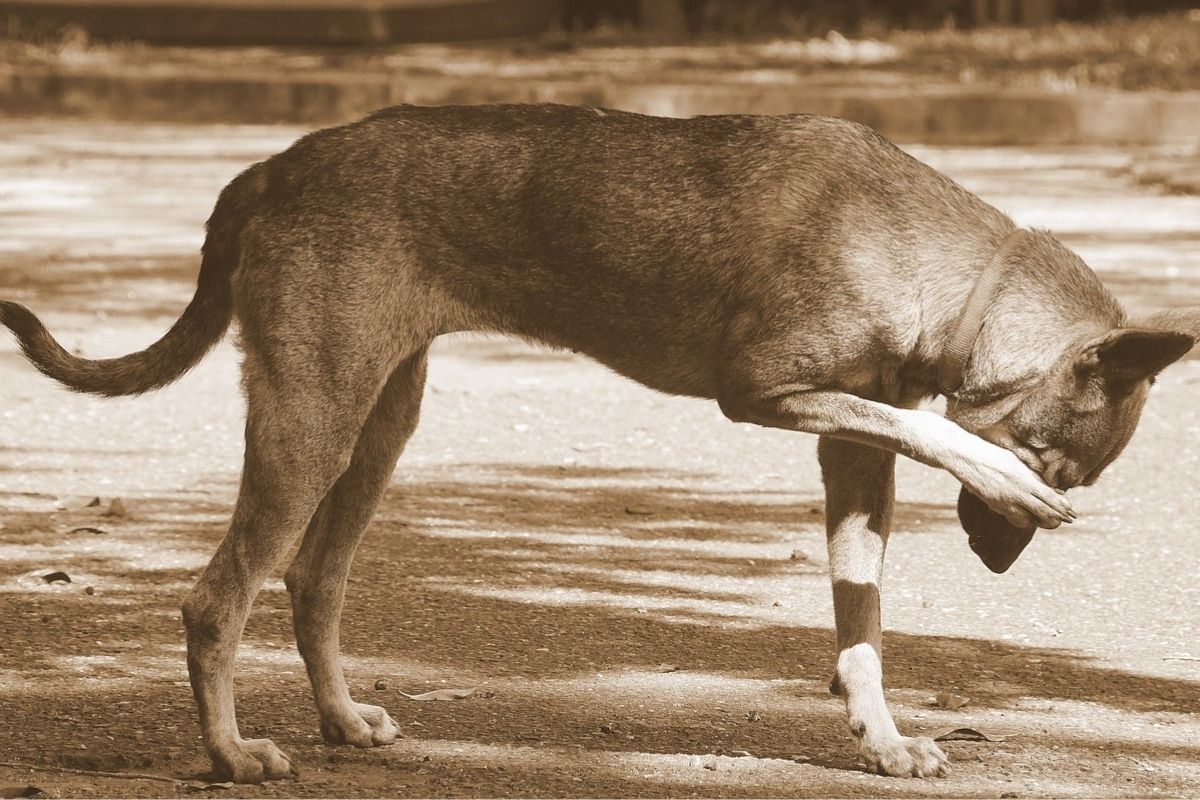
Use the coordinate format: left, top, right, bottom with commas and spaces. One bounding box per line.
247, 104, 1017, 397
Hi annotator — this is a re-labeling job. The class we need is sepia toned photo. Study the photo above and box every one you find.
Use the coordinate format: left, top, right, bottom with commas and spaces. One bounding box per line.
0, 0, 1198, 797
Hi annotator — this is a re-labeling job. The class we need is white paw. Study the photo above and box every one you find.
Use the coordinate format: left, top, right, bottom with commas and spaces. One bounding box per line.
320, 702, 400, 747
211, 737, 295, 784
953, 441, 1073, 529
861, 735, 949, 778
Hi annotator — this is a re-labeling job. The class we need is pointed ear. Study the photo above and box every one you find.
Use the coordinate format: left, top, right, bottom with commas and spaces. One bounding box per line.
1075, 326, 1195, 386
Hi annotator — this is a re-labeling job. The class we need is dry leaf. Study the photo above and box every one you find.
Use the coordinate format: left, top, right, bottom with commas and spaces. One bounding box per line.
655, 663, 680, 673
934, 727, 1006, 742
399, 687, 477, 701
933, 691, 970, 710
103, 498, 129, 518
55, 496, 99, 510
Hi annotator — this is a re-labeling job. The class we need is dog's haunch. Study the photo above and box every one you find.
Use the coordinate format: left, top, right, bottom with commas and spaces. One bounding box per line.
956, 487, 1037, 574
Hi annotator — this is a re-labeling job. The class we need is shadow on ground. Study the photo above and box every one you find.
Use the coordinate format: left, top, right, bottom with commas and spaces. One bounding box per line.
2, 461, 1198, 797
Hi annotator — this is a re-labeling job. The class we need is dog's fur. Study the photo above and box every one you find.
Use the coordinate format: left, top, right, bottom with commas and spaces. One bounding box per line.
3, 104, 1198, 781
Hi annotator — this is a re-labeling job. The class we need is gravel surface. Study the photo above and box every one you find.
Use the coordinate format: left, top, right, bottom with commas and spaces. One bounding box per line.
0, 121, 1198, 797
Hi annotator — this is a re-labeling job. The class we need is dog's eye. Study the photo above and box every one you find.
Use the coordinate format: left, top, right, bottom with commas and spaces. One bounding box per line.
1026, 438, 1050, 452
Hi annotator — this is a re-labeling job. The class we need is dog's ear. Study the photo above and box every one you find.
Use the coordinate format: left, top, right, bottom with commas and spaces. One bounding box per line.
957, 488, 1036, 573
1075, 326, 1195, 387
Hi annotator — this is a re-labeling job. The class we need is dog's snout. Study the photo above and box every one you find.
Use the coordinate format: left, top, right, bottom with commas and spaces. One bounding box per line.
1043, 460, 1075, 491
1045, 460, 1087, 491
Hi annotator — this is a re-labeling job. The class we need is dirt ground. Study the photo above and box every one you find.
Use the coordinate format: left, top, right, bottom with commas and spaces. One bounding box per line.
0, 122, 1199, 798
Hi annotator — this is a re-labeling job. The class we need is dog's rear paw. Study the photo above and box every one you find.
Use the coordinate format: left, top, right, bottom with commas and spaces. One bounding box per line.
863, 735, 949, 778
320, 702, 401, 748
212, 737, 296, 784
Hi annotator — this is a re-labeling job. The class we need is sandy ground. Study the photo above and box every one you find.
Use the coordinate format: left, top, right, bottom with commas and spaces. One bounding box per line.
0, 122, 1198, 798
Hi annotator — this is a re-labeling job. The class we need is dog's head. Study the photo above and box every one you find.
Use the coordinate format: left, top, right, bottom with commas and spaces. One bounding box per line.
948, 307, 1199, 572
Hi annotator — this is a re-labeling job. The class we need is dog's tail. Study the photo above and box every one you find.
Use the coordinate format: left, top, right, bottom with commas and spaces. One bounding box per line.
0, 164, 264, 397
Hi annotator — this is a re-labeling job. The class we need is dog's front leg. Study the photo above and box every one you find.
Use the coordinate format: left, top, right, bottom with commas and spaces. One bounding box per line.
718, 385, 1068, 775
720, 389, 1074, 530
818, 437, 948, 777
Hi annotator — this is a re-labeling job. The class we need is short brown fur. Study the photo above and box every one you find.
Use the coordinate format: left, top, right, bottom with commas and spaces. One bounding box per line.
3, 104, 1198, 781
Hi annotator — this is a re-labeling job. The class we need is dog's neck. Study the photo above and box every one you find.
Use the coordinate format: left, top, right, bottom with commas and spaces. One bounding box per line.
937, 229, 1033, 398
922, 227, 1124, 410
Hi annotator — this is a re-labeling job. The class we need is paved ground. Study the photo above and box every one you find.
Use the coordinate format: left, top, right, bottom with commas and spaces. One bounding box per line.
0, 122, 1198, 797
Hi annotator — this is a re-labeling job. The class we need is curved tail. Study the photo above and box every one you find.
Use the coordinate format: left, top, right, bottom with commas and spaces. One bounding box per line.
0, 164, 263, 397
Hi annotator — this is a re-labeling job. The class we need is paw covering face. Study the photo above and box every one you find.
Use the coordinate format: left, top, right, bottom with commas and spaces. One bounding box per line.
957, 307, 1200, 573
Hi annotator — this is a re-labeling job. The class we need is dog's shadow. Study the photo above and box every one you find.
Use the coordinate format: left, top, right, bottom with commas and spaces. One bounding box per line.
1, 461, 1197, 794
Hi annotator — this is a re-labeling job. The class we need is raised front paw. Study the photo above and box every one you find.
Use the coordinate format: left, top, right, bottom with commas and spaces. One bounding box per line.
320, 702, 401, 748
953, 441, 1074, 529
211, 737, 296, 784
861, 735, 949, 778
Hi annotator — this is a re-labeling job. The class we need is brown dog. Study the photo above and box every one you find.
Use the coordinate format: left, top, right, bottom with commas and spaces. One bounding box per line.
2, 104, 1197, 781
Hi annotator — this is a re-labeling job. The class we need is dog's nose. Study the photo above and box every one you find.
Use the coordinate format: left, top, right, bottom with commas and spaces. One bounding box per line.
1044, 461, 1074, 491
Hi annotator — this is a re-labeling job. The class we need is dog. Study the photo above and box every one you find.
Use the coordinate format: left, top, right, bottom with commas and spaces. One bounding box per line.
2, 104, 1197, 781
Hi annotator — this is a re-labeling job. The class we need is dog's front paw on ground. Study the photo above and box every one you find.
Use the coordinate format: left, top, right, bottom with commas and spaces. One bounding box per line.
213, 737, 296, 784
862, 735, 949, 778
320, 702, 400, 747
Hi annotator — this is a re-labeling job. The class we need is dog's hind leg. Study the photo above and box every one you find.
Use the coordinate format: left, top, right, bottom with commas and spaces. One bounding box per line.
283, 346, 429, 749
819, 437, 949, 778
181, 339, 401, 783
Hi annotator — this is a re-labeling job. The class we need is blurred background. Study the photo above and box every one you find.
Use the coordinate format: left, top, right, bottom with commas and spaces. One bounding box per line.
3, 0, 1200, 43
0, 0, 1198, 140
